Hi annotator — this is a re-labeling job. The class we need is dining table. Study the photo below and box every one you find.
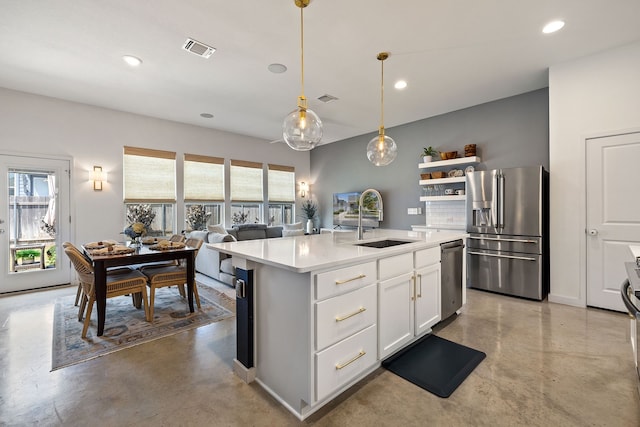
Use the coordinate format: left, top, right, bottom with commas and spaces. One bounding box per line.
82, 242, 197, 336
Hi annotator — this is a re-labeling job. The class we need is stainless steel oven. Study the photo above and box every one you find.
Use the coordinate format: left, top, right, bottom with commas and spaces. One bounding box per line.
621, 262, 640, 390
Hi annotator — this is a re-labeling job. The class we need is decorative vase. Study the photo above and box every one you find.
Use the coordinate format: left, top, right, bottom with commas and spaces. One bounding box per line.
306, 219, 314, 234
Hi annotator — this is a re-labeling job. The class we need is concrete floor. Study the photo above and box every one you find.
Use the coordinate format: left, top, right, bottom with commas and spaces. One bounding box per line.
1, 277, 639, 426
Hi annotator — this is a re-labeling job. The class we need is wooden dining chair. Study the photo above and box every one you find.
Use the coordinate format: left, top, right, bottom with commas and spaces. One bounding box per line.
140, 237, 203, 322
169, 234, 186, 243
62, 241, 84, 307
64, 247, 150, 338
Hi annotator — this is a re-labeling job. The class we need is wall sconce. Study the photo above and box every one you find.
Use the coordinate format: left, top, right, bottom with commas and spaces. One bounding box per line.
300, 181, 308, 198
90, 166, 107, 191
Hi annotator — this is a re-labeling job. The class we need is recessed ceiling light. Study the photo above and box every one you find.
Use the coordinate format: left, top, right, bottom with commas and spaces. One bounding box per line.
268, 63, 287, 74
542, 20, 565, 34
122, 55, 142, 67
200, 113, 214, 119
394, 80, 407, 90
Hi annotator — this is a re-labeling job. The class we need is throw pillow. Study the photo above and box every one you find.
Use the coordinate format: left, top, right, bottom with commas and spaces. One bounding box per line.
208, 232, 237, 244
207, 224, 227, 234
188, 230, 209, 243
282, 229, 305, 237
283, 222, 303, 231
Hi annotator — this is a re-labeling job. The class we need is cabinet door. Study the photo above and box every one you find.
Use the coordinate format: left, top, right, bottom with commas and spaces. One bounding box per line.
378, 272, 414, 359
415, 263, 441, 335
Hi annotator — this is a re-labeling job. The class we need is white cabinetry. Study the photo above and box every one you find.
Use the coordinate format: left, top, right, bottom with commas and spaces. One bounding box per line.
313, 261, 378, 402
414, 247, 441, 335
378, 248, 442, 359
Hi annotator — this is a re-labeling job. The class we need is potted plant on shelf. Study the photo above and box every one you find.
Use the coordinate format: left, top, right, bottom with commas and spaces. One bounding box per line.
422, 146, 439, 163
301, 199, 318, 234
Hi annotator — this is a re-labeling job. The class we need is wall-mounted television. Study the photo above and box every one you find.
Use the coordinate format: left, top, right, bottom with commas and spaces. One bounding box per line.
332, 191, 381, 228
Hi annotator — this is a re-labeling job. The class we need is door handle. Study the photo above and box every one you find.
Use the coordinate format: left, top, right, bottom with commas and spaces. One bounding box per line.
587, 229, 598, 236
468, 251, 537, 262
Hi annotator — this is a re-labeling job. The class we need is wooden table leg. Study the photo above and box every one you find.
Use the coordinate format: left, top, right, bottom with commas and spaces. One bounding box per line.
132, 292, 142, 309
94, 260, 107, 336
186, 252, 195, 312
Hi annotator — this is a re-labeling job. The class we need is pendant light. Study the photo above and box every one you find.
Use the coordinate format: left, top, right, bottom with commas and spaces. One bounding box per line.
282, 0, 323, 151
367, 52, 397, 166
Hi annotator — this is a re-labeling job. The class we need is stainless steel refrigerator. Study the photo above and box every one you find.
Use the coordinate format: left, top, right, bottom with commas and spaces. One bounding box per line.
466, 166, 549, 300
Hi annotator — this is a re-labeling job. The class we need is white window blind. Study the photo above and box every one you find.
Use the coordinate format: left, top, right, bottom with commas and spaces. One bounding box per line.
268, 164, 295, 202
123, 146, 176, 202
230, 160, 263, 202
184, 154, 224, 201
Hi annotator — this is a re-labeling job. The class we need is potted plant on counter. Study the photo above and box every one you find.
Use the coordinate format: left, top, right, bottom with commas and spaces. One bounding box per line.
422, 146, 439, 163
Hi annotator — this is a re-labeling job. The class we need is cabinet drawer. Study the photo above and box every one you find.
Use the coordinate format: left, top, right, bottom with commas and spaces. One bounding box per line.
316, 261, 376, 300
379, 252, 413, 281
315, 283, 377, 351
315, 324, 377, 402
415, 246, 441, 268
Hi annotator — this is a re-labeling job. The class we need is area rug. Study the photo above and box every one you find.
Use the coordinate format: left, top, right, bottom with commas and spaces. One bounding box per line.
382, 334, 486, 398
52, 283, 235, 371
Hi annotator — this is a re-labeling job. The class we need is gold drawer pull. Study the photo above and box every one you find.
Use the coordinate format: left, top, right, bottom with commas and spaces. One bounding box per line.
335, 307, 366, 322
335, 350, 366, 370
335, 274, 366, 285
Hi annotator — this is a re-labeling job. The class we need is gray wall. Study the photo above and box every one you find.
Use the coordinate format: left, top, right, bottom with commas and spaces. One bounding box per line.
310, 88, 549, 230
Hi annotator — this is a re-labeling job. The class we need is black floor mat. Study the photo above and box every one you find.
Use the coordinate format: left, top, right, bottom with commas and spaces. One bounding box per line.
382, 334, 485, 398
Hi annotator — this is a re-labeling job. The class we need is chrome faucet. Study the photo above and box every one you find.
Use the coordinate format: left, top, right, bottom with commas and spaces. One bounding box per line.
358, 188, 383, 240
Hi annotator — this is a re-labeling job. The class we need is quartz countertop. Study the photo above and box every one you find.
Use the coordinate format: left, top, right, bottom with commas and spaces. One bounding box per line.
206, 228, 468, 273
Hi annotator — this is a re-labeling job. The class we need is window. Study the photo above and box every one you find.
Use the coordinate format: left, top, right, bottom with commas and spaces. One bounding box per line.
268, 204, 293, 226
230, 160, 263, 224
185, 203, 222, 230
267, 164, 295, 225
123, 146, 176, 234
184, 154, 224, 230
125, 203, 174, 237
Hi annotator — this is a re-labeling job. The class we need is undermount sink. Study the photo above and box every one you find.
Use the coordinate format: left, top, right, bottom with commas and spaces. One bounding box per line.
354, 239, 415, 248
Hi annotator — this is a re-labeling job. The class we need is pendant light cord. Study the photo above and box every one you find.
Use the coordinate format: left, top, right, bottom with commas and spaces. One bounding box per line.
380, 57, 384, 129
300, 6, 305, 100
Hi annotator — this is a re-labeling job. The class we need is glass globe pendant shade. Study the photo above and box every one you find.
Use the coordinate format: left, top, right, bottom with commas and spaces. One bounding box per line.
282, 105, 323, 151
367, 131, 398, 166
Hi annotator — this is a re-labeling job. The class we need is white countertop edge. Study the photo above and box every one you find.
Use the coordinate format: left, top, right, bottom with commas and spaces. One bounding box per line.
206, 229, 468, 274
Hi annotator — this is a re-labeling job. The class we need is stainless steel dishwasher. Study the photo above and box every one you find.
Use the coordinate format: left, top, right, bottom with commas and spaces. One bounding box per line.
441, 240, 464, 320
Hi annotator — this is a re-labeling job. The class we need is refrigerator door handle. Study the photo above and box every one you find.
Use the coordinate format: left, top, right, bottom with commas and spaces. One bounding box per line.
497, 173, 505, 228
468, 236, 538, 244
468, 250, 537, 262
491, 173, 499, 227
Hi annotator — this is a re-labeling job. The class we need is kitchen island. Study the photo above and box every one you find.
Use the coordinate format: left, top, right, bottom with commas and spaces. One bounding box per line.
207, 228, 467, 420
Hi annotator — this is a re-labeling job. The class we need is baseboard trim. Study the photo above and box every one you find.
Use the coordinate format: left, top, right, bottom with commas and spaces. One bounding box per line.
233, 358, 256, 383
548, 293, 585, 308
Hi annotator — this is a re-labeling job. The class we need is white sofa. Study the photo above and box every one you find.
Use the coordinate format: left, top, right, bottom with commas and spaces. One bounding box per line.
188, 224, 284, 287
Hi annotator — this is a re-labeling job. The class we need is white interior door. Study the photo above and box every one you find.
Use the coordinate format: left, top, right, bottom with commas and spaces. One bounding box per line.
0, 155, 71, 293
586, 132, 640, 311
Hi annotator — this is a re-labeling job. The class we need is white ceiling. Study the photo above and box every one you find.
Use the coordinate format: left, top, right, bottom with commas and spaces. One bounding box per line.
1, 1, 639, 145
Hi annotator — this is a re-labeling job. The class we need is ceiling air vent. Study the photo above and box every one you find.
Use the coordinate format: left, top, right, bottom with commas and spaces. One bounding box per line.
182, 38, 216, 58
318, 94, 339, 103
